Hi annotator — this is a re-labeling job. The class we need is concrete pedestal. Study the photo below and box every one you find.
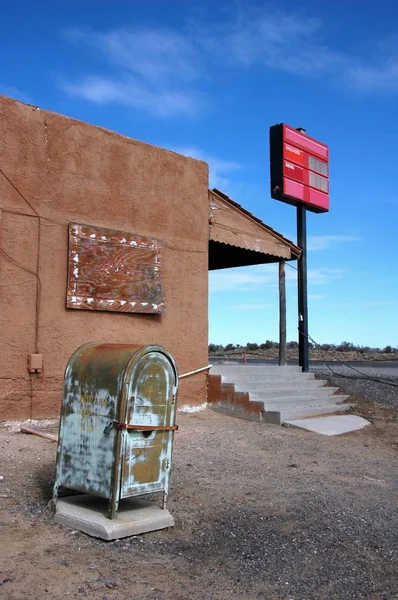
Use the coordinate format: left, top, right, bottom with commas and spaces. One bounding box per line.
55, 495, 174, 541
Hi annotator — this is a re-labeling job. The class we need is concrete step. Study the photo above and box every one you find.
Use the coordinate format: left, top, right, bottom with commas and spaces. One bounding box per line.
250, 387, 340, 401
209, 365, 352, 426
210, 365, 303, 375
219, 372, 316, 383
265, 403, 356, 425
262, 395, 350, 411
235, 379, 327, 392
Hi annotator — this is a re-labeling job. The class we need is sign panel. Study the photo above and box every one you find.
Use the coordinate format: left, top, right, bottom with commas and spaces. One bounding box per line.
270, 124, 329, 213
67, 223, 165, 314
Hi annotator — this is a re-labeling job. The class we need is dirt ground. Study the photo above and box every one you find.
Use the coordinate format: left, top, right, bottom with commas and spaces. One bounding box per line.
1, 403, 397, 600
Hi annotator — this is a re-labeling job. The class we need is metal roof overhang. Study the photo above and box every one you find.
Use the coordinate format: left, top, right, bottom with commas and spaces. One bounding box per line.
209, 189, 301, 271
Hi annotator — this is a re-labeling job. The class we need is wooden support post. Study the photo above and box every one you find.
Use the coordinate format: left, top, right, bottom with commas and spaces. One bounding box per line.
279, 260, 287, 366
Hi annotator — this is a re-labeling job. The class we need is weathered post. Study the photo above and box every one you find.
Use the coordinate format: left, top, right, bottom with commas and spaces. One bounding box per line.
279, 260, 287, 366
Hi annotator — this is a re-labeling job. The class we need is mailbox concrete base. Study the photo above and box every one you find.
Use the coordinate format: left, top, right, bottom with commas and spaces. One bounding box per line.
55, 495, 174, 540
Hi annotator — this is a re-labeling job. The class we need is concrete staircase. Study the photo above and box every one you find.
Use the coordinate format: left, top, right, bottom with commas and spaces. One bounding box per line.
209, 365, 353, 425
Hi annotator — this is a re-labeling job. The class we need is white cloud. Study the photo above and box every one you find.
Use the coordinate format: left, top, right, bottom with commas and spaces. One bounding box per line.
65, 27, 199, 83
173, 146, 241, 189
307, 235, 360, 251
62, 26, 203, 117
227, 303, 274, 310
209, 264, 344, 293
0, 84, 30, 104
309, 294, 325, 300
204, 9, 340, 75
307, 268, 346, 284
204, 9, 398, 91
345, 36, 398, 91
365, 300, 398, 307
61, 9, 398, 118
209, 264, 277, 293
347, 63, 398, 91
62, 76, 202, 117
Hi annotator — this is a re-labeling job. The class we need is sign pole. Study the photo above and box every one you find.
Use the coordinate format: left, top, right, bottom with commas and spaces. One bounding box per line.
297, 204, 309, 372
269, 122, 330, 374
278, 260, 287, 366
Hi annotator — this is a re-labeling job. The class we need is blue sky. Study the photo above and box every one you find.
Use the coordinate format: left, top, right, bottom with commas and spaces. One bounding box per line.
1, 1, 397, 348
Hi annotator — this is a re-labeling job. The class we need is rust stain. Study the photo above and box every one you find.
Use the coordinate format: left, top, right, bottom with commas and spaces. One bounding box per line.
66, 223, 165, 314
131, 442, 162, 484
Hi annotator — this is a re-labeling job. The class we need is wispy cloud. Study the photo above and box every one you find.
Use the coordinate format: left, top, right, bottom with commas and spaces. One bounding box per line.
307, 268, 346, 284
61, 26, 204, 117
365, 300, 398, 307
307, 235, 360, 251
65, 27, 199, 83
173, 146, 241, 189
62, 75, 202, 117
60, 8, 398, 118
0, 84, 30, 104
227, 303, 274, 310
210, 264, 344, 293
346, 36, 398, 91
209, 266, 277, 293
204, 9, 398, 92
348, 63, 398, 92
203, 9, 340, 76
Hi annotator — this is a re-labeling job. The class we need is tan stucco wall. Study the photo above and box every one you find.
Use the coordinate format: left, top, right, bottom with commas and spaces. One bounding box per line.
0, 96, 209, 419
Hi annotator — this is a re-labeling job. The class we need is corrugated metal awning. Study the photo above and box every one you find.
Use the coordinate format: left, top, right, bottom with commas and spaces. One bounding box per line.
209, 189, 300, 270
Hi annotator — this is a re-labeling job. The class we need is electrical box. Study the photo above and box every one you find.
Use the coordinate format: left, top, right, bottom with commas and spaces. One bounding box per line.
53, 343, 178, 519
28, 354, 43, 374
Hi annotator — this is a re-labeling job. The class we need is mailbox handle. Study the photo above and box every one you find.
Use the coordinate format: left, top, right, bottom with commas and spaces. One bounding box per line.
114, 423, 179, 432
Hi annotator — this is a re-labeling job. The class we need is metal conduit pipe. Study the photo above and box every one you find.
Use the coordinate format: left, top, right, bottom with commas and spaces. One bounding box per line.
179, 365, 213, 379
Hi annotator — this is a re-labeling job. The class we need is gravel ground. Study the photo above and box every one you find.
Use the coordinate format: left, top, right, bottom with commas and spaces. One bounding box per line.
1, 407, 397, 600
312, 364, 398, 408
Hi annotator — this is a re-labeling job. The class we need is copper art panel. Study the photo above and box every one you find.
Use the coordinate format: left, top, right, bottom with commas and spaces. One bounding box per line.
67, 223, 165, 314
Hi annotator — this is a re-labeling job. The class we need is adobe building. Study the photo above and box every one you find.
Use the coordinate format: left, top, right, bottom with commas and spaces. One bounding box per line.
0, 95, 299, 419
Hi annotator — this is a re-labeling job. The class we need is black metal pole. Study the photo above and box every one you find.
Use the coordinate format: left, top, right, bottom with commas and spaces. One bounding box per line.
297, 205, 309, 372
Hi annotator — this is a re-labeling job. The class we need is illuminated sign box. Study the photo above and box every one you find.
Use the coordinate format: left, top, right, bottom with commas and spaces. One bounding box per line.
270, 124, 329, 213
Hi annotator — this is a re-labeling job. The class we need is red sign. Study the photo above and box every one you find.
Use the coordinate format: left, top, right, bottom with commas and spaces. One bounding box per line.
270, 124, 329, 213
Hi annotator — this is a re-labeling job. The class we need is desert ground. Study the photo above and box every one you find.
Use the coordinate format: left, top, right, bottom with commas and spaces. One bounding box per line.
0, 390, 397, 600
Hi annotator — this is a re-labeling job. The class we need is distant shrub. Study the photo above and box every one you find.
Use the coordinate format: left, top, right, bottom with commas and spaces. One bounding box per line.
259, 341, 272, 350
319, 343, 334, 351
336, 341, 356, 352
209, 344, 224, 353
246, 342, 259, 351
287, 341, 298, 349
359, 346, 371, 353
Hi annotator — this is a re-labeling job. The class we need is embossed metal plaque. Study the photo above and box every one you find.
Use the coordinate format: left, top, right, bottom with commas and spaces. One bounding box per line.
67, 223, 165, 313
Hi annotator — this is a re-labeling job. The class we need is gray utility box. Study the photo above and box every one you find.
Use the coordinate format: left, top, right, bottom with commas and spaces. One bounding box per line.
53, 343, 178, 519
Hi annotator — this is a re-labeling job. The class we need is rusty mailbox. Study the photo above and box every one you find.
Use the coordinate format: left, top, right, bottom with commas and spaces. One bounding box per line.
53, 343, 178, 519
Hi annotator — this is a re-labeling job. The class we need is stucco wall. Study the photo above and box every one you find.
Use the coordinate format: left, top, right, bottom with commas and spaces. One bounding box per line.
0, 96, 209, 419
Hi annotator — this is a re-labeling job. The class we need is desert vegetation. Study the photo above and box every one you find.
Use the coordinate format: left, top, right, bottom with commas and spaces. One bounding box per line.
209, 341, 398, 361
